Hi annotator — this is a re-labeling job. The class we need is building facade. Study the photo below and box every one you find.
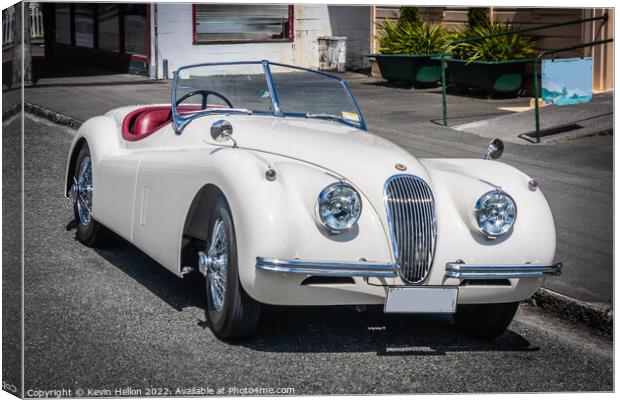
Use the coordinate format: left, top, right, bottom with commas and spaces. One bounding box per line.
42, 3, 372, 77
38, 3, 614, 90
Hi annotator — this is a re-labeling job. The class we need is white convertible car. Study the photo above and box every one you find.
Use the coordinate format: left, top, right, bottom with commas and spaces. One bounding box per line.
66, 61, 561, 340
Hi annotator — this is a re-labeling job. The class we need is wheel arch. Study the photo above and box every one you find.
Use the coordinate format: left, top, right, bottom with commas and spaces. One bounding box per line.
179, 183, 226, 273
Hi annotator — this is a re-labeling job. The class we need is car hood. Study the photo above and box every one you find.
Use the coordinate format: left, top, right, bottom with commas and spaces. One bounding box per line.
197, 115, 432, 208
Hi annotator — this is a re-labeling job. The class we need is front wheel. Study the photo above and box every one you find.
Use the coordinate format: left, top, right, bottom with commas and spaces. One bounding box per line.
453, 302, 519, 340
202, 196, 261, 340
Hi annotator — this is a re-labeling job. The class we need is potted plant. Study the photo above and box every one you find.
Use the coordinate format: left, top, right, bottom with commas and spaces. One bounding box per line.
446, 17, 538, 96
366, 8, 450, 86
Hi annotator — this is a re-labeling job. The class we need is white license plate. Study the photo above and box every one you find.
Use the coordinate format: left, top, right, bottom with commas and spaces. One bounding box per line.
384, 287, 458, 313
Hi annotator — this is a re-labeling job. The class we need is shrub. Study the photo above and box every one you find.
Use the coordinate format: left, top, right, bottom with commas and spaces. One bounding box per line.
376, 18, 450, 55
398, 6, 422, 28
449, 20, 538, 62
468, 8, 491, 29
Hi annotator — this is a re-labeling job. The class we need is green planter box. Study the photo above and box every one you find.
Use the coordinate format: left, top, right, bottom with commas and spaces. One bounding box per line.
445, 58, 531, 95
365, 54, 442, 85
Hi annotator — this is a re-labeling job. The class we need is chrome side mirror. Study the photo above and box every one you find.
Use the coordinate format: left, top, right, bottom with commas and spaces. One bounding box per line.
484, 138, 504, 160
210, 120, 236, 147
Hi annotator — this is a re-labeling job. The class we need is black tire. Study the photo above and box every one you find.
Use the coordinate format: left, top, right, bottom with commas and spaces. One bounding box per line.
204, 196, 261, 340
72, 143, 109, 247
453, 302, 519, 340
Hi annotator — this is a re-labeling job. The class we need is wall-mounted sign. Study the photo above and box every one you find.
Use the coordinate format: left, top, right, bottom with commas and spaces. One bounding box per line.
542, 57, 592, 106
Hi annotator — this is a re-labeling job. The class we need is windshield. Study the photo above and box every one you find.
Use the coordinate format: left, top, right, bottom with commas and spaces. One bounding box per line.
172, 61, 365, 133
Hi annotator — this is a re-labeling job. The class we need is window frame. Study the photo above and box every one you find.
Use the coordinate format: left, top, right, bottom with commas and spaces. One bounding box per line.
192, 4, 295, 45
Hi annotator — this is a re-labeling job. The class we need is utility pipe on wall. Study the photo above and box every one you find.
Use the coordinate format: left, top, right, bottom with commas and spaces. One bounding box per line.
149, 3, 158, 79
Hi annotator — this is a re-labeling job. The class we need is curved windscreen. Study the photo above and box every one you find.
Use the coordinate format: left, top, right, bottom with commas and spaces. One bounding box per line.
172, 61, 365, 133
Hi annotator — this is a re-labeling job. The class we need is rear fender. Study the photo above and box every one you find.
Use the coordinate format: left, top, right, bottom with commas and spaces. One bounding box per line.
64, 115, 120, 196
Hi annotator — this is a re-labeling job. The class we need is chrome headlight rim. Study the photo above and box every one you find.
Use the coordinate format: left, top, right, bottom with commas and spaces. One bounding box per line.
316, 182, 362, 233
474, 189, 517, 239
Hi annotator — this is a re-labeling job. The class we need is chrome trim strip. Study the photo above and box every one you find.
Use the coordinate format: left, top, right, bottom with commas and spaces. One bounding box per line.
256, 257, 399, 277
445, 262, 563, 279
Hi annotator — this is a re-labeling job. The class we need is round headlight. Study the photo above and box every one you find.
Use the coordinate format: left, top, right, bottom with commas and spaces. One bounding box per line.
475, 190, 517, 238
317, 183, 362, 232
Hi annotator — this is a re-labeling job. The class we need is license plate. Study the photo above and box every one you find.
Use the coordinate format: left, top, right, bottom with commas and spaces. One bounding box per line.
384, 287, 458, 313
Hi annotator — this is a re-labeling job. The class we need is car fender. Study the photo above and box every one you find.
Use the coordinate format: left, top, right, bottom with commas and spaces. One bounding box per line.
420, 158, 557, 292
130, 147, 393, 303
64, 115, 121, 196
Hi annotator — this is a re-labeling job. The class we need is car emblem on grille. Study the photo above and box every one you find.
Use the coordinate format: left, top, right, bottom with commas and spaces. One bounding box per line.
395, 164, 407, 171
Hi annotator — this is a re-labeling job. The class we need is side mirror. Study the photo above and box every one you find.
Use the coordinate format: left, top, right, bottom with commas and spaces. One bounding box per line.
484, 138, 504, 160
210, 119, 236, 147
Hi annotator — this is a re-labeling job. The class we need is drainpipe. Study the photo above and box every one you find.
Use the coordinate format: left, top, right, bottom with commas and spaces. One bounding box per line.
149, 3, 158, 79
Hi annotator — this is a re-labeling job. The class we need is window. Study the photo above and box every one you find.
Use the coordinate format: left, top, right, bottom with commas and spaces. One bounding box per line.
55, 3, 71, 44
98, 4, 119, 52
52, 3, 149, 61
123, 4, 147, 55
193, 4, 293, 43
74, 4, 94, 48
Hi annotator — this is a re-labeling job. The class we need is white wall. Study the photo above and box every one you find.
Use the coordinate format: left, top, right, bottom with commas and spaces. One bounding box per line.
327, 6, 372, 70
154, 4, 370, 78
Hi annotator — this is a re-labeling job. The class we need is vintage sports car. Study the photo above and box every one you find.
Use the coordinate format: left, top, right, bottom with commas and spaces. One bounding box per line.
66, 61, 562, 340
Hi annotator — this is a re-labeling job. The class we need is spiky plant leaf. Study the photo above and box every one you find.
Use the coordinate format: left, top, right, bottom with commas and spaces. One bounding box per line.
376, 18, 450, 55
449, 21, 538, 62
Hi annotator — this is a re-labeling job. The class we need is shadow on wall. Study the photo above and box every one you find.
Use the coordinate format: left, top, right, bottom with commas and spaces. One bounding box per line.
327, 5, 371, 71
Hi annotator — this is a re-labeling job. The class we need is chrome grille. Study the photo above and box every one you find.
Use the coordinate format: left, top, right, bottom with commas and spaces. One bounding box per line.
384, 175, 437, 284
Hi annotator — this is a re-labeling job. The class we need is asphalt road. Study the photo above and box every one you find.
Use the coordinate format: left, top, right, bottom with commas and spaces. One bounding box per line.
21, 115, 613, 394
2, 112, 23, 397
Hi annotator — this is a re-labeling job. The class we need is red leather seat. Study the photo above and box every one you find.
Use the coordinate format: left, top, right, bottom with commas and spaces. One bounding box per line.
121, 105, 202, 141
133, 109, 171, 137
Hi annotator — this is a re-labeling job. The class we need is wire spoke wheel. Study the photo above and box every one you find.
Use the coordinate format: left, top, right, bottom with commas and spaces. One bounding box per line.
71, 143, 109, 247
75, 156, 93, 225
202, 196, 261, 339
206, 217, 229, 312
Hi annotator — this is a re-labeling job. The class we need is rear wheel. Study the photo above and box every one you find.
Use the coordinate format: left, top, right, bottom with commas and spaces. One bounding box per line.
70, 143, 109, 247
453, 302, 519, 340
202, 196, 261, 340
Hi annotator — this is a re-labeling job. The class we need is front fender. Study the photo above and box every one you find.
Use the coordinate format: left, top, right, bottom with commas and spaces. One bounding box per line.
420, 158, 557, 291
236, 156, 395, 304
131, 147, 393, 304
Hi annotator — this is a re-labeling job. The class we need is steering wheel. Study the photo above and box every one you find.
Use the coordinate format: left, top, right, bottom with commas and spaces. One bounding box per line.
175, 90, 233, 110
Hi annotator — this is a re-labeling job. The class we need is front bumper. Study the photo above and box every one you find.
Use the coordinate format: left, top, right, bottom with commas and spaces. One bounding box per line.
445, 262, 563, 279
255, 257, 399, 277
256, 257, 562, 280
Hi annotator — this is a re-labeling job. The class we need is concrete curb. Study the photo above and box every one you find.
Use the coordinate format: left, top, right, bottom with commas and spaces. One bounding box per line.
527, 288, 613, 335
25, 102, 83, 129
21, 103, 614, 336
2, 103, 21, 120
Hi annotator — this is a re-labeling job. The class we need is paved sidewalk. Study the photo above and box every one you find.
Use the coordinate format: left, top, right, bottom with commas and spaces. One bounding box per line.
21, 62, 613, 306
453, 92, 613, 144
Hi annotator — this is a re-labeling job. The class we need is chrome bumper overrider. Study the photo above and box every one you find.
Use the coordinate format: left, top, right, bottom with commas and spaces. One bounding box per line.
255, 257, 399, 277
445, 262, 563, 279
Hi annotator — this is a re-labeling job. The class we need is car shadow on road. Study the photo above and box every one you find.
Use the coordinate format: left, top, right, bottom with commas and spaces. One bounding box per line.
240, 305, 539, 356
94, 233, 538, 356
93, 235, 206, 312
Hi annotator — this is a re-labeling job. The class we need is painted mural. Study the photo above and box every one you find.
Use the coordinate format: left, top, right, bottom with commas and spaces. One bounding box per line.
541, 57, 592, 106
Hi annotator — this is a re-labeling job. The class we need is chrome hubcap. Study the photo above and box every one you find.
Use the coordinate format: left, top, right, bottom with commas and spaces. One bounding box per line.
71, 156, 93, 225
199, 217, 228, 312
